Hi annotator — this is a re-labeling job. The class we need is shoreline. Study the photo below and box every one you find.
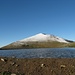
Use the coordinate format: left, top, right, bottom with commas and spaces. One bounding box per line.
0, 57, 75, 75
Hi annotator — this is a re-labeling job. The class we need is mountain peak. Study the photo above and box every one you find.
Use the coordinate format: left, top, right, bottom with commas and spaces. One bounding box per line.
19, 33, 69, 43
35, 33, 47, 36
37, 33, 55, 37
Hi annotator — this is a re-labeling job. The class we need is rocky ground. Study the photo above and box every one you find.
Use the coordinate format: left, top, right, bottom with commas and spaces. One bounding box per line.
0, 57, 75, 75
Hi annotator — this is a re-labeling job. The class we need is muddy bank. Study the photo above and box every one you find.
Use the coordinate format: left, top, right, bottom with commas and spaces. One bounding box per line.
0, 57, 75, 75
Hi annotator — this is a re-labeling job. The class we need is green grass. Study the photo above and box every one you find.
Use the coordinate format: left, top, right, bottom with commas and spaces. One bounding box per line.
66, 42, 75, 47
1, 42, 68, 49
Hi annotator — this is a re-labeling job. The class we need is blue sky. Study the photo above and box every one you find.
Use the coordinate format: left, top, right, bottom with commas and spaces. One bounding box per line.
0, 0, 75, 47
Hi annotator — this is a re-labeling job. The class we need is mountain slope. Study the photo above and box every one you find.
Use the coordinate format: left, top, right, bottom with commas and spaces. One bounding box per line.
1, 33, 74, 49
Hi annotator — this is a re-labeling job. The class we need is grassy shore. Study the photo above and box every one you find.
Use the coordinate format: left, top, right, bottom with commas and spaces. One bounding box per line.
0, 57, 75, 75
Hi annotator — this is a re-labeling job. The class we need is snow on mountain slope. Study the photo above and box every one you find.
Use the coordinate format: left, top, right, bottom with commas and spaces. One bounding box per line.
19, 33, 69, 43
2, 33, 73, 49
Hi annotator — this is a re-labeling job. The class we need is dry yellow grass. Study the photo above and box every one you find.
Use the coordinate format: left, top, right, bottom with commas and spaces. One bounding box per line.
1, 42, 68, 49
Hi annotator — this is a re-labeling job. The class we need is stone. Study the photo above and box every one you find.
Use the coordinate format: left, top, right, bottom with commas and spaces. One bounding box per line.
12, 56, 16, 58
10, 62, 16, 66
60, 65, 66, 68
41, 64, 45, 67
1, 58, 5, 61
1, 58, 7, 62
15, 64, 19, 67
51, 70, 53, 72
11, 74, 16, 75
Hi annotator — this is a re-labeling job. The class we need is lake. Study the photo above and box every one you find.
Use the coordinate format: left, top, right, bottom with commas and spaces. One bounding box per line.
0, 48, 75, 58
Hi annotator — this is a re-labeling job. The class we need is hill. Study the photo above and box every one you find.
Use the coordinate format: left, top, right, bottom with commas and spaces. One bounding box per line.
1, 33, 74, 49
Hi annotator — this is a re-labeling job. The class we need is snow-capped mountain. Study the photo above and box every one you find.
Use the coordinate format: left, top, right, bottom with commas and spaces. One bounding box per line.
1, 33, 74, 49
19, 33, 69, 43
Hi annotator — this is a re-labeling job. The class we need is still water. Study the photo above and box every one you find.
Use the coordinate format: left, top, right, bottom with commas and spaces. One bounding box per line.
0, 48, 75, 58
